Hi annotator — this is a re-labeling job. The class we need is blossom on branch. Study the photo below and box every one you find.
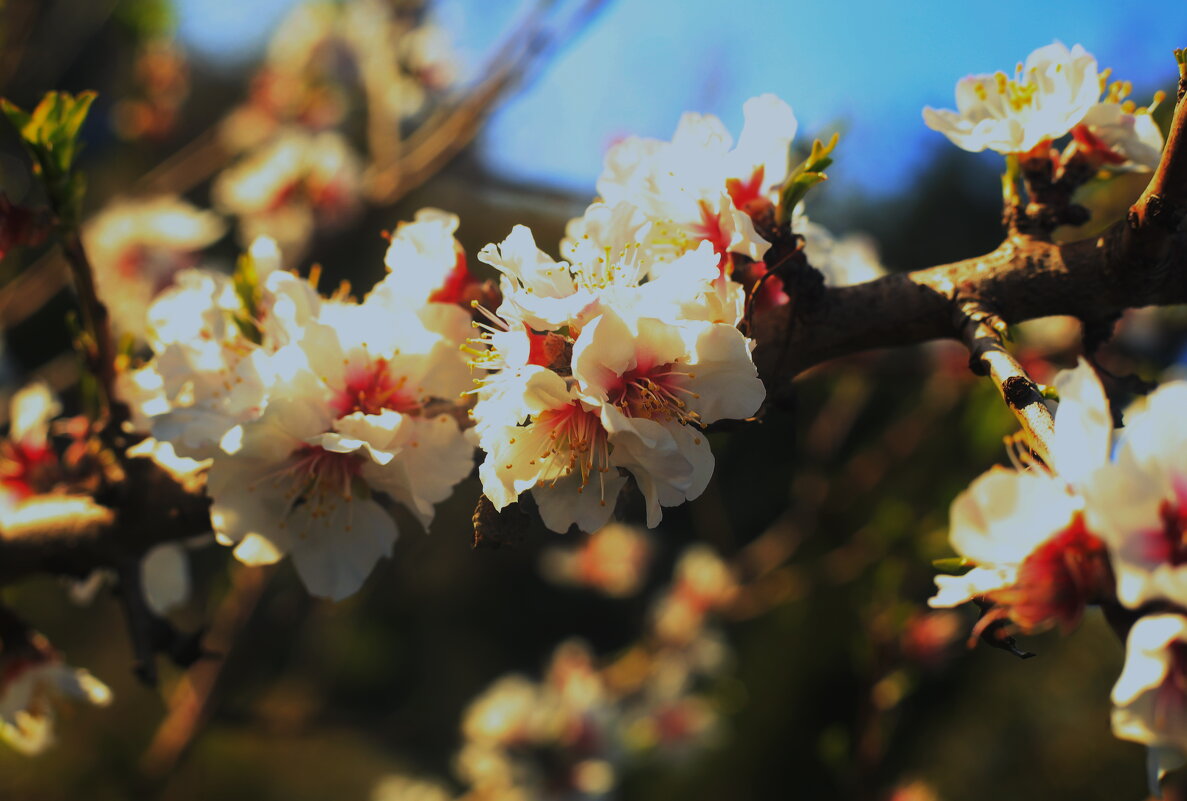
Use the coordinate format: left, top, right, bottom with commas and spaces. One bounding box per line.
568, 94, 796, 272
470, 221, 763, 533
207, 288, 473, 600
929, 360, 1114, 635
923, 42, 1101, 155
1085, 380, 1187, 609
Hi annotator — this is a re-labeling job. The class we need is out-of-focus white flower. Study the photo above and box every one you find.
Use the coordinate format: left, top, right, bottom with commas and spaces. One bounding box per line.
652, 545, 737, 645
795, 206, 886, 287
0, 383, 62, 517
1112, 615, 1187, 793
929, 360, 1113, 630
1073, 99, 1165, 171
371, 774, 455, 801
923, 42, 1100, 154
343, 1, 458, 124
84, 197, 224, 340
540, 522, 652, 597
213, 129, 361, 262
207, 294, 473, 600
1087, 380, 1187, 608
0, 636, 111, 756
462, 674, 541, 747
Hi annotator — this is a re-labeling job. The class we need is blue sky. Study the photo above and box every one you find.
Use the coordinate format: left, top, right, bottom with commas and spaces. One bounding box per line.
176, 0, 1187, 196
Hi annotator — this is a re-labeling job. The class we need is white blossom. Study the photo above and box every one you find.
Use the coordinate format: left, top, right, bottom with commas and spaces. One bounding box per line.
83, 196, 224, 340
1085, 380, 1187, 608
0, 640, 111, 756
213, 129, 361, 261
207, 295, 473, 600
923, 42, 1100, 154
930, 359, 1112, 612
1111, 615, 1187, 793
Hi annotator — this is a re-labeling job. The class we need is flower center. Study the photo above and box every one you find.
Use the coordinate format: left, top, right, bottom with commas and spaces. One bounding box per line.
990, 512, 1111, 633
1155, 642, 1187, 731
1153, 497, 1187, 567
0, 440, 56, 499
259, 445, 364, 528
532, 402, 611, 494
332, 358, 421, 417
689, 200, 731, 273
608, 361, 699, 426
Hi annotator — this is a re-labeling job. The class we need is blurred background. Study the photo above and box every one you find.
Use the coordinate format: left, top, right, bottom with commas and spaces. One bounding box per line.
1, 0, 1186, 799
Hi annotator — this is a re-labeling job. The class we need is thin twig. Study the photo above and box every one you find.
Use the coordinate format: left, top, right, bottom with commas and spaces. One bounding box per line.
957, 302, 1056, 465
139, 564, 272, 783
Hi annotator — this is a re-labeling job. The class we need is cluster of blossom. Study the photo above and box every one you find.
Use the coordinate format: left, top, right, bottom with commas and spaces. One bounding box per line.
212, 0, 458, 260
221, 0, 456, 152
372, 544, 737, 801
469, 93, 887, 535
929, 360, 1187, 790
924, 41, 1165, 169
0, 84, 892, 754
120, 219, 477, 602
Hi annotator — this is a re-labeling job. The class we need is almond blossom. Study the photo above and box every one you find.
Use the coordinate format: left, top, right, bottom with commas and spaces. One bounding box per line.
83, 196, 224, 340
569, 94, 797, 271
1084, 379, 1187, 609
129, 238, 321, 459
207, 292, 473, 600
0, 633, 111, 755
929, 360, 1114, 634
1111, 615, 1187, 792
369, 207, 486, 347
923, 42, 1101, 155
472, 298, 763, 533
212, 129, 361, 261
1072, 94, 1166, 171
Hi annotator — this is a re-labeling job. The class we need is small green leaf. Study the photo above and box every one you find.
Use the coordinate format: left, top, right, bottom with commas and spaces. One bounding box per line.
778, 132, 840, 226
229, 251, 264, 345
932, 557, 975, 576
1, 91, 97, 225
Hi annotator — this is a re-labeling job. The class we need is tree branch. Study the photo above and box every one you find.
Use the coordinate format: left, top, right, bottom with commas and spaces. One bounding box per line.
0, 456, 211, 585
753, 82, 1187, 391
957, 302, 1055, 464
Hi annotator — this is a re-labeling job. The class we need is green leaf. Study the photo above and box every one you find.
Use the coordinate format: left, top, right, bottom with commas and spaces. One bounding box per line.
778, 132, 840, 226
0, 91, 97, 225
932, 557, 975, 576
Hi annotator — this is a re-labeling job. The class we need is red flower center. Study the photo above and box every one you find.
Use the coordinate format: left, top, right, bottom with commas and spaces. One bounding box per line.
607, 360, 698, 425
331, 358, 421, 418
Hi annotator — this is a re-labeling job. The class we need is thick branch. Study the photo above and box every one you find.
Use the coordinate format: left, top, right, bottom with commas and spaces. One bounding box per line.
754, 225, 1187, 389
756, 67, 1187, 389
0, 456, 211, 584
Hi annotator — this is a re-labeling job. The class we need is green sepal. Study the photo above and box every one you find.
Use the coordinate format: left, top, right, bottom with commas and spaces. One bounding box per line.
230, 251, 263, 345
